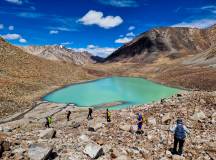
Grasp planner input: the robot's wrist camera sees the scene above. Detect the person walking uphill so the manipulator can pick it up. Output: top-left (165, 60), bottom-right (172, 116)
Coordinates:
top-left (170, 118), bottom-right (190, 156)
top-left (87, 108), bottom-right (93, 120)
top-left (67, 110), bottom-right (71, 121)
top-left (106, 109), bottom-right (111, 122)
top-left (45, 116), bottom-right (52, 128)
top-left (136, 113), bottom-right (144, 134)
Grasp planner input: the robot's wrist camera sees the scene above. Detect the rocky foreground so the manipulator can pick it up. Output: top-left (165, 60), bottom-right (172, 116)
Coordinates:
top-left (0, 91), bottom-right (215, 160)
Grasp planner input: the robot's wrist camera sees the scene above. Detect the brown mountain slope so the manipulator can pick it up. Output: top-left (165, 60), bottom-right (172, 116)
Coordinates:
top-left (183, 45), bottom-right (216, 67)
top-left (106, 26), bottom-right (216, 63)
top-left (0, 37), bottom-right (98, 117)
top-left (21, 45), bottom-right (95, 65)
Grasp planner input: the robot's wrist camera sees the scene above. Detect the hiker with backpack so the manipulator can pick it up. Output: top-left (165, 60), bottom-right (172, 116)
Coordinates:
top-left (136, 113), bottom-right (145, 134)
top-left (45, 116), bottom-right (52, 128)
top-left (87, 108), bottom-right (93, 120)
top-left (106, 109), bottom-right (111, 122)
top-left (66, 110), bottom-right (71, 121)
top-left (170, 118), bottom-right (190, 156)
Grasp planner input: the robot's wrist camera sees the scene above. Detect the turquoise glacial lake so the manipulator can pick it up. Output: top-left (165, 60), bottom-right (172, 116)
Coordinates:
top-left (43, 77), bottom-right (182, 110)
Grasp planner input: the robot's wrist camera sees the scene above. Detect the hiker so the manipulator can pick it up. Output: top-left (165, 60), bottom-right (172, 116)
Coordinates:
top-left (136, 113), bottom-right (144, 134)
top-left (87, 108), bottom-right (93, 120)
top-left (67, 110), bottom-right (71, 121)
top-left (45, 116), bottom-right (52, 128)
top-left (170, 118), bottom-right (190, 156)
top-left (106, 109), bottom-right (111, 122)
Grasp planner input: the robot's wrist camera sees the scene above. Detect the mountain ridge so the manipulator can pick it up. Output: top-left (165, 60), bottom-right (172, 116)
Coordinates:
top-left (20, 45), bottom-right (96, 65)
top-left (106, 25), bottom-right (216, 64)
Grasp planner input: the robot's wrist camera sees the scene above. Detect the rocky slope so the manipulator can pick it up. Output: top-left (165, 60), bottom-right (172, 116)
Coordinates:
top-left (106, 25), bottom-right (216, 64)
top-left (0, 91), bottom-right (215, 159)
top-left (21, 45), bottom-right (95, 65)
top-left (0, 37), bottom-right (101, 118)
top-left (183, 45), bottom-right (216, 67)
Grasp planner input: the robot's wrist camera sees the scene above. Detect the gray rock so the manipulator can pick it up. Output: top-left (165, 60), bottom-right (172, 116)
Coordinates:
top-left (79, 135), bottom-right (90, 142)
top-left (162, 113), bottom-right (172, 124)
top-left (83, 143), bottom-right (104, 159)
top-left (88, 122), bottom-right (103, 132)
top-left (211, 112), bottom-right (216, 124)
top-left (28, 144), bottom-right (53, 160)
top-left (70, 121), bottom-right (81, 128)
top-left (39, 128), bottom-right (56, 139)
top-left (2, 126), bottom-right (13, 133)
top-left (147, 117), bottom-right (157, 126)
top-left (129, 125), bottom-right (137, 134)
top-left (119, 125), bottom-right (131, 132)
top-left (12, 147), bottom-right (25, 156)
top-left (191, 111), bottom-right (206, 121)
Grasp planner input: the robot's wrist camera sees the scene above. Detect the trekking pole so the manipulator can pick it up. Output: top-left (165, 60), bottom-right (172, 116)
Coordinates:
top-left (188, 134), bottom-right (194, 145)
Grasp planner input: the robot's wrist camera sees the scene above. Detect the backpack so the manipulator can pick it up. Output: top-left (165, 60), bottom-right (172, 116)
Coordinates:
top-left (138, 114), bottom-right (143, 124)
top-left (175, 124), bottom-right (186, 140)
top-left (107, 111), bottom-right (111, 118)
top-left (48, 117), bottom-right (52, 124)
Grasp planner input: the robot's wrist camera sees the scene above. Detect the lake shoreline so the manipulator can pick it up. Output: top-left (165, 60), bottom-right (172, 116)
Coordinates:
top-left (42, 76), bottom-right (183, 109)
top-left (41, 76), bottom-right (189, 102)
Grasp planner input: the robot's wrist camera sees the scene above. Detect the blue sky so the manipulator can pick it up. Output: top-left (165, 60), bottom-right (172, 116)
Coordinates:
top-left (0, 0), bottom-right (216, 57)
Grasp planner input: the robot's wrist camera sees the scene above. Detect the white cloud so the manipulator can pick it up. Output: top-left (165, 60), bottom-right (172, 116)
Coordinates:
top-left (8, 25), bottom-right (14, 30)
top-left (17, 12), bottom-right (44, 18)
top-left (128, 26), bottom-right (135, 30)
top-left (98, 0), bottom-right (138, 7)
top-left (0, 24), bottom-right (4, 29)
top-left (126, 32), bottom-right (135, 37)
top-left (78, 10), bottom-right (123, 29)
top-left (115, 37), bottom-right (133, 44)
top-left (2, 33), bottom-right (21, 40)
top-left (201, 5), bottom-right (216, 15)
top-left (48, 26), bottom-right (75, 32)
top-left (19, 38), bottom-right (27, 43)
top-left (172, 19), bottom-right (216, 29)
top-left (1, 33), bottom-right (27, 43)
top-left (61, 41), bottom-right (73, 45)
top-left (74, 44), bottom-right (117, 57)
top-left (49, 30), bottom-right (59, 34)
top-left (5, 0), bottom-right (23, 5)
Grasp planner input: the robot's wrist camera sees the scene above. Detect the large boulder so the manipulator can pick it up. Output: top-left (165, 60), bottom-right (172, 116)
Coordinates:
top-left (79, 135), bottom-right (90, 143)
top-left (119, 125), bottom-right (131, 132)
top-left (147, 117), bottom-right (157, 126)
top-left (70, 121), bottom-right (81, 128)
top-left (0, 126), bottom-right (12, 133)
top-left (83, 143), bottom-right (104, 159)
top-left (191, 111), bottom-right (206, 121)
top-left (162, 113), bottom-right (172, 124)
top-left (12, 147), bottom-right (25, 157)
top-left (39, 128), bottom-right (56, 139)
top-left (129, 125), bottom-right (137, 134)
top-left (211, 112), bottom-right (216, 124)
top-left (88, 122), bottom-right (103, 132)
top-left (28, 144), bottom-right (53, 160)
